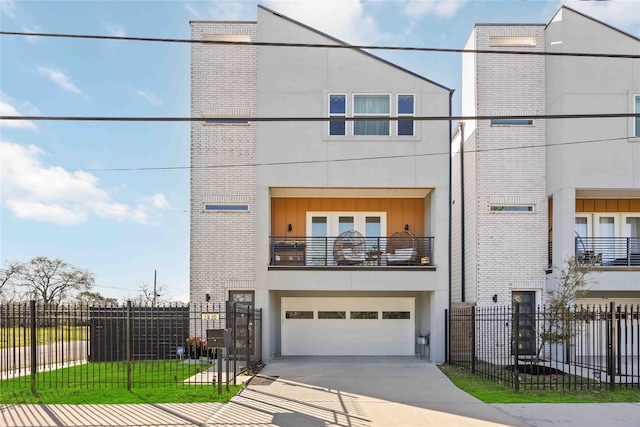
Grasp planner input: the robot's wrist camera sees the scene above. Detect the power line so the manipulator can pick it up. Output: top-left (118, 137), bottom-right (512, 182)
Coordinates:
top-left (2, 30), bottom-right (639, 59)
top-left (3, 113), bottom-right (639, 122)
top-left (78, 136), bottom-right (630, 173)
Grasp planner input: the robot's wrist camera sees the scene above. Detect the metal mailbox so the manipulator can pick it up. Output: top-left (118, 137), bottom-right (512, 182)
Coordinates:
top-left (207, 328), bottom-right (233, 348)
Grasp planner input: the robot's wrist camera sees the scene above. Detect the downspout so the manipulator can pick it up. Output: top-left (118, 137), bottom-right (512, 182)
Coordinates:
top-left (459, 122), bottom-right (466, 302)
top-left (448, 90), bottom-right (454, 314)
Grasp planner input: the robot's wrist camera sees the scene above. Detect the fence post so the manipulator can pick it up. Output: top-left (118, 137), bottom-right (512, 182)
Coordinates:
top-left (514, 302), bottom-right (520, 392)
top-left (126, 300), bottom-right (132, 391)
top-left (444, 309), bottom-right (449, 363)
top-left (30, 300), bottom-right (37, 396)
top-left (471, 306), bottom-right (476, 374)
top-left (232, 303), bottom-right (237, 386)
top-left (607, 301), bottom-right (615, 390)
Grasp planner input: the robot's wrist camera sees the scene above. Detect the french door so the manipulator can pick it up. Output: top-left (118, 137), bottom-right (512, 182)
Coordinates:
top-left (306, 212), bottom-right (386, 265)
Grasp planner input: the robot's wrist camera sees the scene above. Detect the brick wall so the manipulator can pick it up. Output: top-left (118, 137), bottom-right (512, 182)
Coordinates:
top-left (473, 26), bottom-right (548, 307)
top-left (190, 23), bottom-right (258, 310)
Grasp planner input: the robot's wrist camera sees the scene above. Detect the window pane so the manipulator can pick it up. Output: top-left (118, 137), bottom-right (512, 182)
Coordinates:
top-left (354, 95), bottom-right (390, 114)
top-left (330, 119), bottom-right (345, 135)
top-left (490, 119), bottom-right (533, 125)
top-left (490, 205), bottom-right (533, 212)
top-left (286, 311), bottom-right (313, 319)
top-left (382, 311), bottom-right (410, 319)
top-left (398, 119), bottom-right (414, 136)
top-left (330, 95), bottom-right (346, 114)
top-left (354, 120), bottom-right (389, 135)
top-left (338, 216), bottom-right (355, 234)
top-left (398, 95), bottom-right (414, 114)
top-left (318, 311), bottom-right (346, 319)
top-left (635, 96), bottom-right (640, 137)
top-left (350, 311), bottom-right (378, 319)
top-left (575, 217), bottom-right (588, 238)
top-left (599, 217), bottom-right (615, 237)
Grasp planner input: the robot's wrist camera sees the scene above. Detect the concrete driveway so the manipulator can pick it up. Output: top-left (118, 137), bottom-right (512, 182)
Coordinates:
top-left (208, 356), bottom-right (529, 426)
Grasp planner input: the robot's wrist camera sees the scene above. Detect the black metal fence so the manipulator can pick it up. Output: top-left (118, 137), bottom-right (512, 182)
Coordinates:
top-left (446, 303), bottom-right (639, 390)
top-left (576, 237), bottom-right (640, 266)
top-left (0, 301), bottom-right (262, 392)
top-left (269, 235), bottom-right (434, 266)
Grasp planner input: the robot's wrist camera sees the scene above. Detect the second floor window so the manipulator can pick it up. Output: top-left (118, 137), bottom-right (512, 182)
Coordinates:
top-left (329, 94), bottom-right (346, 136)
top-left (397, 94), bottom-right (414, 136)
top-left (354, 94), bottom-right (390, 135)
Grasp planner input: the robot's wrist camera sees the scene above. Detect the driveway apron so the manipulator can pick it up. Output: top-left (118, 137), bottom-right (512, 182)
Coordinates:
top-left (208, 356), bottom-right (529, 426)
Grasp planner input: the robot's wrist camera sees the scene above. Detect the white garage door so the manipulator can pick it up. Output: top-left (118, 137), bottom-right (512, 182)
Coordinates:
top-left (282, 297), bottom-right (415, 356)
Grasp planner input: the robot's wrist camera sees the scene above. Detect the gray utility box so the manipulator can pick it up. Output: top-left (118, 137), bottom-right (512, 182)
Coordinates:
top-left (207, 328), bottom-right (233, 348)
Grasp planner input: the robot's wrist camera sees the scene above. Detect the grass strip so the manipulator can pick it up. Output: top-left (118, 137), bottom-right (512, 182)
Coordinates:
top-left (438, 364), bottom-right (640, 403)
top-left (0, 360), bottom-right (244, 404)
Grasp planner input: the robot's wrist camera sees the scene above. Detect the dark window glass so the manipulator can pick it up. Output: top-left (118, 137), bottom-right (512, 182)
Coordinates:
top-left (398, 119), bottom-right (413, 136)
top-left (490, 119), bottom-right (533, 125)
top-left (330, 95), bottom-right (346, 114)
top-left (382, 311), bottom-right (411, 319)
top-left (350, 311), bottom-right (378, 319)
top-left (397, 95), bottom-right (414, 114)
top-left (285, 311), bottom-right (313, 319)
top-left (330, 120), bottom-right (346, 135)
top-left (318, 311), bottom-right (346, 319)
top-left (490, 206), bottom-right (534, 212)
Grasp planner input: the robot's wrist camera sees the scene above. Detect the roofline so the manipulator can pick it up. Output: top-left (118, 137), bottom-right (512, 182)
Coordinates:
top-left (189, 21), bottom-right (257, 25)
top-left (258, 5), bottom-right (454, 93)
top-left (547, 5), bottom-right (640, 42)
top-left (474, 23), bottom-right (544, 27)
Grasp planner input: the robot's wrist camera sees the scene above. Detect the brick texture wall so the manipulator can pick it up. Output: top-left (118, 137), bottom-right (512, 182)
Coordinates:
top-left (473, 26), bottom-right (548, 308)
top-left (190, 23), bottom-right (258, 310)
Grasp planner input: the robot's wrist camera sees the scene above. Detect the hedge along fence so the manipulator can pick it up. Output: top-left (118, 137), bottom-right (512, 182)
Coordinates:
top-left (0, 301), bottom-right (262, 393)
top-left (446, 302), bottom-right (639, 391)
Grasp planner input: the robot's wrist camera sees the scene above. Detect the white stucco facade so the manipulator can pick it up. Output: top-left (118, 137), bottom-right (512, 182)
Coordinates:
top-left (453, 6), bottom-right (640, 310)
top-left (191, 6), bottom-right (452, 362)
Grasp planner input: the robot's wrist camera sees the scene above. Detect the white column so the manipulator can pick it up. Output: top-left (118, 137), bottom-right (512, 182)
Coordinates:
top-left (551, 187), bottom-right (576, 292)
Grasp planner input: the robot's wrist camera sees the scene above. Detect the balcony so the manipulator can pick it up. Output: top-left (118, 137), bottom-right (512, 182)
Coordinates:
top-left (269, 234), bottom-right (434, 268)
top-left (576, 237), bottom-right (640, 267)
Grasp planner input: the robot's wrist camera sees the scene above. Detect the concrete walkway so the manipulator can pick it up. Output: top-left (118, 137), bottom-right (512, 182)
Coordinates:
top-left (1, 356), bottom-right (639, 426)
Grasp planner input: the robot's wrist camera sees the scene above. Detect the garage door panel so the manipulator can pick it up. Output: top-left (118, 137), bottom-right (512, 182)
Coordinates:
top-left (282, 297), bottom-right (414, 356)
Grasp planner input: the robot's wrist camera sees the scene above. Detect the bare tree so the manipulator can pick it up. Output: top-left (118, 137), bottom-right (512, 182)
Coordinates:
top-left (131, 282), bottom-right (168, 305)
top-left (536, 255), bottom-right (598, 361)
top-left (2, 257), bottom-right (94, 305)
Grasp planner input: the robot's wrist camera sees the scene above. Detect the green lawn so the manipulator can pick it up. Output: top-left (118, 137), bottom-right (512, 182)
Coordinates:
top-left (438, 364), bottom-right (640, 403)
top-left (0, 360), bottom-right (244, 404)
top-left (0, 326), bottom-right (88, 348)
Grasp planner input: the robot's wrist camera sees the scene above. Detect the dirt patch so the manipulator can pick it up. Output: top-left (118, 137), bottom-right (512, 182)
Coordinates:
top-left (247, 375), bottom-right (279, 386)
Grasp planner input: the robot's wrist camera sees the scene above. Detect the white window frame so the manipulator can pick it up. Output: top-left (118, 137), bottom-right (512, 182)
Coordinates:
top-left (352, 93), bottom-right (391, 136)
top-left (328, 93), bottom-right (347, 136)
top-left (634, 94), bottom-right (640, 138)
top-left (397, 93), bottom-right (415, 136)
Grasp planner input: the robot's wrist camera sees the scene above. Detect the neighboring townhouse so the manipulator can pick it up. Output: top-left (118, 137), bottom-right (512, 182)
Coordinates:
top-left (191, 6), bottom-right (452, 362)
top-left (452, 5), bottom-right (640, 347)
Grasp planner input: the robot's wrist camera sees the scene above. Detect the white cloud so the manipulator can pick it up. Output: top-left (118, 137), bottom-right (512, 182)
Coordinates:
top-left (185, 3), bottom-right (202, 19)
top-left (402, 0), bottom-right (467, 19)
top-left (564, 0), bottom-right (640, 33)
top-left (105, 23), bottom-right (126, 38)
top-left (0, 99), bottom-right (37, 129)
top-left (37, 66), bottom-right (82, 95)
top-left (22, 25), bottom-right (41, 43)
top-left (264, 0), bottom-right (390, 45)
top-left (0, 141), bottom-right (170, 226)
top-left (206, 0), bottom-right (253, 21)
top-left (130, 89), bottom-right (164, 106)
top-left (0, 0), bottom-right (16, 17)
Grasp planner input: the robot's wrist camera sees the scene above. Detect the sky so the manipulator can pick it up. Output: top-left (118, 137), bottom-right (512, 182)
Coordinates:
top-left (1, 0), bottom-right (639, 303)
